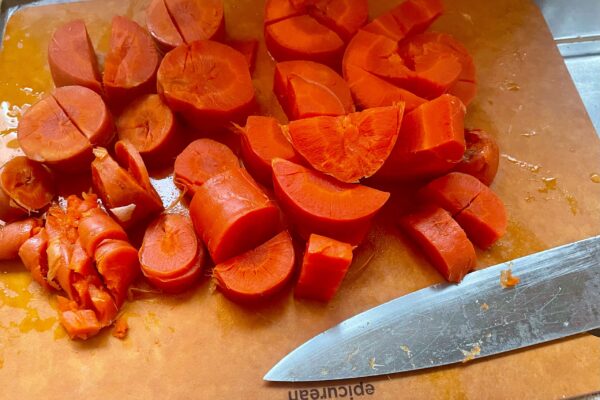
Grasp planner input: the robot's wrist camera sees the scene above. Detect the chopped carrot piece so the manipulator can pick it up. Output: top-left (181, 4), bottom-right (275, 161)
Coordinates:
top-left (213, 231), bottom-right (295, 302)
top-left (94, 239), bottom-right (140, 307)
top-left (112, 315), bottom-right (129, 339)
top-left (228, 39), bottom-right (259, 73)
top-left (18, 228), bottom-right (51, 290)
top-left (500, 269), bottom-right (520, 288)
top-left (400, 206), bottom-right (475, 283)
top-left (0, 218), bottom-right (41, 261)
top-left (454, 129), bottom-right (500, 185)
top-left (295, 234), bottom-right (353, 301)
top-left (78, 207), bottom-right (129, 257)
top-left (0, 156), bottom-right (55, 214)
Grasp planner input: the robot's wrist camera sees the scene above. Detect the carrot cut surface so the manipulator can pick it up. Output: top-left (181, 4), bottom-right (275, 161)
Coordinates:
top-left (0, 218), bottom-right (41, 261)
top-left (238, 116), bottom-right (300, 186)
top-left (78, 207), bottom-right (129, 257)
top-left (454, 129), bottom-right (499, 185)
top-left (228, 39), bottom-right (259, 73)
top-left (146, 0), bottom-right (183, 50)
top-left (94, 239), bottom-right (140, 307)
top-left (48, 20), bottom-right (101, 93)
top-left (295, 234), bottom-right (353, 302)
top-left (190, 167), bottom-right (280, 263)
top-left (400, 206), bottom-right (475, 283)
top-left (157, 40), bottom-right (255, 129)
top-left (57, 296), bottom-right (101, 340)
top-left (272, 159), bottom-right (389, 245)
top-left (140, 214), bottom-right (205, 293)
top-left (213, 231), bottom-right (295, 302)
top-left (376, 94), bottom-right (466, 181)
top-left (0, 156), bottom-right (55, 213)
top-left (174, 139), bottom-right (240, 196)
top-left (18, 228), bottom-right (51, 290)
top-left (103, 16), bottom-right (160, 107)
top-left (117, 94), bottom-right (180, 166)
top-left (288, 105), bottom-right (403, 183)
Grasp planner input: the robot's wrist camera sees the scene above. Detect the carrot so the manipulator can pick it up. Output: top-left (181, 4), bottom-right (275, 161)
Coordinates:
top-left (116, 94), bottom-right (181, 167)
top-left (0, 218), bottom-right (41, 261)
top-left (86, 282), bottom-right (119, 325)
top-left (145, 258), bottom-right (203, 294)
top-left (146, 0), bottom-right (183, 51)
top-left (103, 16), bottom-right (160, 108)
top-left (375, 94), bottom-right (466, 181)
top-left (304, 0), bottom-right (368, 41)
top-left (0, 184), bottom-right (26, 223)
top-left (94, 239), bottom-right (140, 307)
top-left (92, 141), bottom-right (163, 227)
top-left (227, 39), bottom-right (259, 73)
top-left (18, 228), bottom-right (51, 290)
top-left (274, 60), bottom-right (354, 120)
top-left (173, 139), bottom-right (240, 196)
top-left (401, 32), bottom-right (477, 105)
top-left (295, 234), bottom-right (353, 302)
top-left (57, 296), bottom-right (101, 340)
top-left (157, 40), bottom-right (255, 129)
top-left (418, 172), bottom-right (507, 249)
top-left (47, 20), bottom-right (102, 93)
top-left (272, 159), bottom-right (389, 245)
top-left (264, 0), bottom-right (304, 24)
top-left (454, 129), bottom-right (499, 185)
top-left (139, 213), bottom-right (205, 293)
top-left (265, 15), bottom-right (344, 67)
top-left (189, 167), bottom-right (281, 263)
top-left (213, 231), bottom-right (295, 302)
top-left (287, 105), bottom-right (403, 183)
top-left (112, 315), bottom-right (129, 339)
top-left (400, 206), bottom-right (475, 283)
top-left (0, 156), bottom-right (55, 214)
top-left (78, 207), bottom-right (129, 257)
top-left (237, 116), bottom-right (301, 186)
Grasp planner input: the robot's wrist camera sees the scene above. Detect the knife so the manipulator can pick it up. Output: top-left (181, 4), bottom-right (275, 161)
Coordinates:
top-left (264, 235), bottom-right (600, 382)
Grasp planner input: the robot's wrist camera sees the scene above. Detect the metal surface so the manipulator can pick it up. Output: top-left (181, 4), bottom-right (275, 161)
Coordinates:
top-left (264, 235), bottom-right (600, 382)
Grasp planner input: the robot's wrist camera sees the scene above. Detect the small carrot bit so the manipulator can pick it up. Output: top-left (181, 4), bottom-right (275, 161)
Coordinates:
top-left (500, 269), bottom-right (520, 288)
top-left (112, 315), bottom-right (129, 339)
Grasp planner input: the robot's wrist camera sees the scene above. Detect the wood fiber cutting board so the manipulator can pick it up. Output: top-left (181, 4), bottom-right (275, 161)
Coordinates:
top-left (0, 0), bottom-right (599, 399)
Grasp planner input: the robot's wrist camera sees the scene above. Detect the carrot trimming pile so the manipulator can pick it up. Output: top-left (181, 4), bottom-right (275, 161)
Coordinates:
top-left (0, 0), bottom-right (507, 340)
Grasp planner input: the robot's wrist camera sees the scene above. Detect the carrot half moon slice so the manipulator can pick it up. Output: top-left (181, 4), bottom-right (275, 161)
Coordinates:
top-left (287, 105), bottom-right (404, 183)
top-left (272, 159), bottom-right (389, 245)
top-left (0, 156), bottom-right (55, 213)
top-left (213, 230), bottom-right (295, 302)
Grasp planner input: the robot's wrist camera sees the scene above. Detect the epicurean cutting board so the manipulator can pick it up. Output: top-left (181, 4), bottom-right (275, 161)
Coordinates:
top-left (0, 0), bottom-right (599, 399)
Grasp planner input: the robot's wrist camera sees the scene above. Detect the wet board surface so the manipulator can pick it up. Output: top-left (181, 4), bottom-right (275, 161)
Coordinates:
top-left (0, 0), bottom-right (600, 399)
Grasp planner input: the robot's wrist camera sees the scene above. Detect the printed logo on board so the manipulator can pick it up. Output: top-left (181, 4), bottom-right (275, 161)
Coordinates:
top-left (287, 382), bottom-right (376, 400)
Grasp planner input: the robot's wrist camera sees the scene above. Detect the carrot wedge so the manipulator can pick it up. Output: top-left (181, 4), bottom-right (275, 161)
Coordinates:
top-left (237, 116), bottom-right (301, 186)
top-left (190, 168), bottom-right (281, 263)
top-left (272, 159), bottom-right (389, 245)
top-left (288, 105), bottom-right (403, 183)
top-left (454, 129), bottom-right (500, 185)
top-left (295, 234), bottom-right (353, 302)
top-left (400, 206), bottom-right (475, 283)
top-left (213, 231), bottom-right (295, 302)
top-left (0, 218), bottom-right (41, 261)
top-left (57, 296), bottom-right (102, 340)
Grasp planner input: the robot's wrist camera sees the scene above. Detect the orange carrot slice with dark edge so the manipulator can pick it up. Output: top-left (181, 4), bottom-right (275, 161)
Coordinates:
top-left (272, 159), bottom-right (389, 245)
top-left (265, 15), bottom-right (344, 67)
top-left (18, 228), bottom-right (51, 290)
top-left (213, 230), bottom-right (295, 302)
top-left (237, 116), bottom-right (301, 186)
top-left (190, 167), bottom-right (281, 263)
top-left (274, 60), bottom-right (354, 120)
top-left (227, 39), bottom-right (259, 73)
top-left (400, 206), bottom-right (475, 283)
top-left (264, 0), bottom-right (305, 25)
top-left (375, 94), bottom-right (466, 181)
top-left (295, 233), bottom-right (353, 302)
top-left (454, 129), bottom-right (499, 185)
top-left (0, 218), bottom-right (41, 261)
top-left (0, 156), bottom-right (55, 214)
top-left (288, 105), bottom-right (403, 183)
top-left (418, 172), bottom-right (507, 249)
top-left (146, 0), bottom-right (184, 50)
top-left (173, 139), bottom-right (240, 196)
top-left (103, 16), bottom-right (160, 108)
top-left (57, 296), bottom-right (101, 340)
top-left (94, 239), bottom-right (140, 307)
top-left (48, 20), bottom-right (102, 93)
top-left (139, 213), bottom-right (205, 293)
top-left (344, 65), bottom-right (426, 112)
top-left (401, 32), bottom-right (477, 105)
top-left (78, 207), bottom-right (129, 257)
top-left (116, 94), bottom-right (181, 167)
top-left (157, 40), bottom-right (255, 129)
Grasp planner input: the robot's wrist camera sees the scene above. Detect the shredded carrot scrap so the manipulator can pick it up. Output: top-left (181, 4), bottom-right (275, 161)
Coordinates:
top-left (500, 269), bottom-right (520, 288)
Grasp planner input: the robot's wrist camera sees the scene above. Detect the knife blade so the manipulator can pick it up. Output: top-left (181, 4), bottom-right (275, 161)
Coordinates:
top-left (264, 235), bottom-right (600, 382)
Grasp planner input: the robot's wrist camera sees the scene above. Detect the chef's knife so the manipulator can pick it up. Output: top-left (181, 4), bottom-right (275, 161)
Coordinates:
top-left (264, 235), bottom-right (600, 382)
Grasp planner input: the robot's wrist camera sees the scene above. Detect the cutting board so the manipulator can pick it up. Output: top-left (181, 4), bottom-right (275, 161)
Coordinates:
top-left (1, 0), bottom-right (599, 399)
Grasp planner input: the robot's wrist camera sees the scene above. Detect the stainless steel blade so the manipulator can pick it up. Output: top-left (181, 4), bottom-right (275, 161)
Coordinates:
top-left (264, 235), bottom-right (600, 382)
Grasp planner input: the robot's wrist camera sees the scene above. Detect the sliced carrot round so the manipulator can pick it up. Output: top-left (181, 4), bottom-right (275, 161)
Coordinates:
top-left (213, 231), bottom-right (295, 302)
top-left (47, 20), bottom-right (102, 93)
top-left (157, 40), bottom-right (255, 129)
top-left (145, 258), bottom-right (204, 293)
top-left (94, 239), bottom-right (140, 307)
top-left (238, 116), bottom-right (301, 186)
top-left (18, 228), bottom-right (51, 290)
top-left (272, 159), bottom-right (389, 245)
top-left (0, 184), bottom-right (27, 223)
top-left (146, 0), bottom-right (183, 50)
top-left (0, 218), bottom-right (41, 261)
top-left (103, 16), bottom-right (160, 108)
top-left (116, 94), bottom-right (181, 166)
top-left (288, 105), bottom-right (403, 183)
top-left (306, 0), bottom-right (368, 41)
top-left (264, 0), bottom-right (304, 24)
top-left (78, 207), bottom-right (129, 257)
top-left (454, 129), bottom-right (499, 185)
top-left (189, 167), bottom-right (280, 263)
top-left (173, 138), bottom-right (240, 196)
top-left (0, 156), bottom-right (55, 213)
top-left (227, 39), bottom-right (259, 74)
